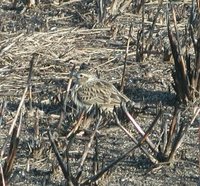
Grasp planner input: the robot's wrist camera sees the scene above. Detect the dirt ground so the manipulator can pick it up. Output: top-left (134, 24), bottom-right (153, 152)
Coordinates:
top-left (0, 0), bottom-right (199, 185)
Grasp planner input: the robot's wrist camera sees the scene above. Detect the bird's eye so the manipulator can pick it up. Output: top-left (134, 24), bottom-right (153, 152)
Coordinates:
top-left (79, 74), bottom-right (83, 78)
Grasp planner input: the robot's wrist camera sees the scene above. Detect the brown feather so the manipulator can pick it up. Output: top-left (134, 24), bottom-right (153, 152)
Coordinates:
top-left (71, 71), bottom-right (133, 112)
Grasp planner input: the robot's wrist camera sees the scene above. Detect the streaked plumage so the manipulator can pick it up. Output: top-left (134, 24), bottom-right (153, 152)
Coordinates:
top-left (71, 71), bottom-right (134, 112)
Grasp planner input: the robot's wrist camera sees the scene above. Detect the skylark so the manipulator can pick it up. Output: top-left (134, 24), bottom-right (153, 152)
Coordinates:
top-left (71, 70), bottom-right (135, 112)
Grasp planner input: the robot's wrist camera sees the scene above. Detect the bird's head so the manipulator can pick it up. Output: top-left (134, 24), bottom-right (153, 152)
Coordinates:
top-left (73, 70), bottom-right (98, 85)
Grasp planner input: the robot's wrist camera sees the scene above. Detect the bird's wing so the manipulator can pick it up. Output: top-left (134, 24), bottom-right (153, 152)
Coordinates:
top-left (106, 82), bottom-right (130, 103)
top-left (77, 80), bottom-right (130, 107)
top-left (76, 80), bottom-right (110, 106)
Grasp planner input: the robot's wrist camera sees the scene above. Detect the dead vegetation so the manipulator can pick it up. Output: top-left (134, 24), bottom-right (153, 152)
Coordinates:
top-left (0, 0), bottom-right (199, 185)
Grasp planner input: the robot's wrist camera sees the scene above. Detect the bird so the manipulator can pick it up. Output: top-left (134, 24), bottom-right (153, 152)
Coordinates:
top-left (71, 70), bottom-right (136, 112)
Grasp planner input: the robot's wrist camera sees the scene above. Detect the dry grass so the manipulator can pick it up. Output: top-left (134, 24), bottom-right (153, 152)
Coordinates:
top-left (0, 0), bottom-right (199, 185)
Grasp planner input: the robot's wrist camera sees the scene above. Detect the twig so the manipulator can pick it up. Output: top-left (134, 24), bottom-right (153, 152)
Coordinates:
top-left (57, 65), bottom-right (75, 128)
top-left (191, 107), bottom-right (200, 124)
top-left (0, 53), bottom-right (36, 157)
top-left (167, 109), bottom-right (192, 162)
top-left (164, 107), bottom-right (179, 155)
top-left (82, 112), bottom-right (160, 185)
top-left (0, 164), bottom-right (5, 186)
top-left (48, 130), bottom-right (77, 185)
top-left (76, 115), bottom-right (102, 183)
top-left (93, 137), bottom-right (99, 176)
top-left (122, 103), bottom-right (157, 153)
top-left (81, 144), bottom-right (138, 185)
top-left (120, 25), bottom-right (131, 92)
top-left (28, 53), bottom-right (39, 110)
top-left (65, 65), bottom-right (76, 110)
top-left (146, 0), bottom-right (163, 57)
top-left (66, 111), bottom-right (85, 139)
top-left (114, 112), bottom-right (158, 164)
top-left (1, 126), bottom-right (20, 185)
top-left (0, 101), bottom-right (7, 126)
top-left (34, 109), bottom-right (40, 139)
top-left (64, 132), bottom-right (76, 186)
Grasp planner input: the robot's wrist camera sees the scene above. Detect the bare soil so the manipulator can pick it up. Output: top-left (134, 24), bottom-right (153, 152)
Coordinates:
top-left (0, 0), bottom-right (199, 185)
